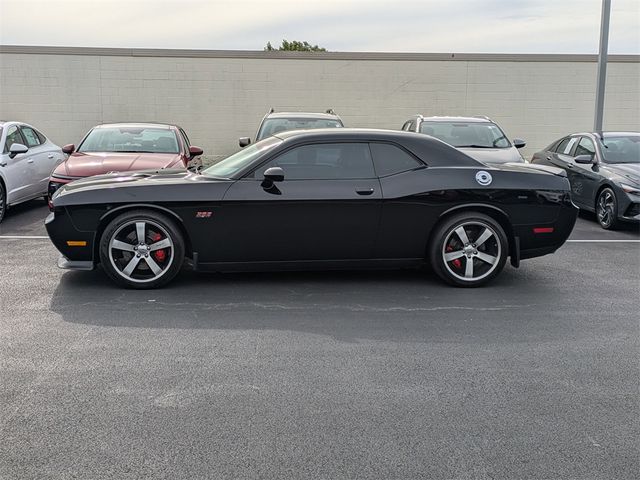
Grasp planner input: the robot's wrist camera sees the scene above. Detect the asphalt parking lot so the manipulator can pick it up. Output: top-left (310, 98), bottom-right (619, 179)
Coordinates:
top-left (1, 200), bottom-right (638, 479)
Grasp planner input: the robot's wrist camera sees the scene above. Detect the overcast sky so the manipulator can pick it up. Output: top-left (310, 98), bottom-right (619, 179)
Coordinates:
top-left (0, 0), bottom-right (638, 53)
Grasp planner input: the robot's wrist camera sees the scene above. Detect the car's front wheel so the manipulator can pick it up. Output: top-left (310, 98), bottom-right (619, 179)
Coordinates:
top-left (429, 212), bottom-right (508, 287)
top-left (596, 187), bottom-right (620, 230)
top-left (99, 210), bottom-right (185, 289)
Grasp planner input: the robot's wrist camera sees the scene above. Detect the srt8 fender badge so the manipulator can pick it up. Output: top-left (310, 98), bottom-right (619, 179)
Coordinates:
top-left (475, 171), bottom-right (493, 186)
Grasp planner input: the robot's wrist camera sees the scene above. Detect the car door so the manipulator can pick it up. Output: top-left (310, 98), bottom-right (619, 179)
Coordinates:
top-left (1, 125), bottom-right (33, 204)
top-left (19, 125), bottom-right (61, 196)
top-left (214, 142), bottom-right (382, 263)
top-left (570, 136), bottom-right (602, 208)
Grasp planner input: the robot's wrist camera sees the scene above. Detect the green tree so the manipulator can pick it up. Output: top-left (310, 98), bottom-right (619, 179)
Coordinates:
top-left (264, 40), bottom-right (327, 52)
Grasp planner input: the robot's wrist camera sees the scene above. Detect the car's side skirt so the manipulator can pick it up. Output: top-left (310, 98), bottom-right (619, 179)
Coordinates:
top-left (195, 257), bottom-right (425, 273)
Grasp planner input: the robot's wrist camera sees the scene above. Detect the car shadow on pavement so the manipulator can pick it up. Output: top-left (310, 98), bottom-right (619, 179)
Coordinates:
top-left (48, 263), bottom-right (568, 343)
top-left (0, 199), bottom-right (50, 236)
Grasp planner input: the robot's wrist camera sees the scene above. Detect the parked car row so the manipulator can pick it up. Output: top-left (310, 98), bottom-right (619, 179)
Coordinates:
top-left (1, 112), bottom-right (638, 232)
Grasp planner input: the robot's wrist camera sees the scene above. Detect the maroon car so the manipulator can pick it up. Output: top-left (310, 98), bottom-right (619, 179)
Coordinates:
top-left (48, 123), bottom-right (203, 205)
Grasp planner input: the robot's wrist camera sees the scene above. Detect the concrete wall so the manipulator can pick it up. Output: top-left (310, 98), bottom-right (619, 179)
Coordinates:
top-left (1, 46), bottom-right (638, 164)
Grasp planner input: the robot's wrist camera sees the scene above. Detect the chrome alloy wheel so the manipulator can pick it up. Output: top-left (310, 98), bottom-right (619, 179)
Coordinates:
top-left (597, 190), bottom-right (615, 228)
top-left (108, 220), bottom-right (174, 283)
top-left (441, 221), bottom-right (501, 282)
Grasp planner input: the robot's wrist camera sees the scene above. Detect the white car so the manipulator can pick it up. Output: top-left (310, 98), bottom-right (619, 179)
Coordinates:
top-left (0, 121), bottom-right (64, 222)
top-left (401, 115), bottom-right (526, 164)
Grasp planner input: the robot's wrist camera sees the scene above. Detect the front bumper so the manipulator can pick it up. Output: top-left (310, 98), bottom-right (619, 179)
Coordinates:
top-left (58, 256), bottom-right (94, 270)
top-left (45, 211), bottom-right (96, 267)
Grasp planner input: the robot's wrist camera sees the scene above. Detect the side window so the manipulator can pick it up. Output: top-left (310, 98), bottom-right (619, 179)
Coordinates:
top-left (252, 143), bottom-right (375, 180)
top-left (556, 137), bottom-right (578, 155)
top-left (179, 128), bottom-right (190, 152)
top-left (3, 125), bottom-right (26, 153)
top-left (35, 129), bottom-right (47, 144)
top-left (370, 143), bottom-right (423, 177)
top-left (575, 137), bottom-right (596, 158)
top-left (20, 127), bottom-right (42, 148)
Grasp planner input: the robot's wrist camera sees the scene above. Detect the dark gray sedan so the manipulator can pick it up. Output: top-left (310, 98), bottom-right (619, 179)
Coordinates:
top-left (531, 132), bottom-right (640, 229)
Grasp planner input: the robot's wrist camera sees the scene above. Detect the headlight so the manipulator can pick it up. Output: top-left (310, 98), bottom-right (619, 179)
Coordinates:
top-left (621, 183), bottom-right (640, 195)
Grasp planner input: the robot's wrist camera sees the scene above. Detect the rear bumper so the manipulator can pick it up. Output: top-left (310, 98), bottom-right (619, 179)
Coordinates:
top-left (515, 201), bottom-right (579, 261)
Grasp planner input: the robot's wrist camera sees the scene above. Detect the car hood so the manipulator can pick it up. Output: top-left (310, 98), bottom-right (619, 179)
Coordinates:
top-left (602, 162), bottom-right (640, 185)
top-left (54, 152), bottom-right (183, 177)
top-left (457, 147), bottom-right (524, 164)
top-left (53, 169), bottom-right (232, 207)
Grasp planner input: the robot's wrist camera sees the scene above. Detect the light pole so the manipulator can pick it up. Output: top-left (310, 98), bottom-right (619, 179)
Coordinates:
top-left (594, 0), bottom-right (611, 133)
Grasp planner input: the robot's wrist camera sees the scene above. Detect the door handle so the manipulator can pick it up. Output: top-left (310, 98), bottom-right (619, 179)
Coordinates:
top-left (356, 188), bottom-right (375, 196)
top-left (27, 158), bottom-right (34, 164)
top-left (0, 161), bottom-right (6, 167)
top-left (566, 163), bottom-right (574, 169)
top-left (546, 156), bottom-right (552, 161)
top-left (48, 154), bottom-right (54, 159)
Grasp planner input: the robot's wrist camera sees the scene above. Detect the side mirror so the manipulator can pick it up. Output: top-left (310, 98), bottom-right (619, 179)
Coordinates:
top-left (263, 166), bottom-right (284, 182)
top-left (62, 144), bottom-right (75, 154)
top-left (239, 137), bottom-right (251, 148)
top-left (189, 146), bottom-right (203, 158)
top-left (513, 138), bottom-right (526, 149)
top-left (8, 143), bottom-right (28, 158)
top-left (574, 154), bottom-right (594, 164)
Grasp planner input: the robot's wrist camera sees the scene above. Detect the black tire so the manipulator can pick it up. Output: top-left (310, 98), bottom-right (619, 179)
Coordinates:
top-left (596, 187), bottom-right (620, 230)
top-left (429, 212), bottom-right (508, 287)
top-left (0, 182), bottom-right (6, 223)
top-left (98, 209), bottom-right (185, 289)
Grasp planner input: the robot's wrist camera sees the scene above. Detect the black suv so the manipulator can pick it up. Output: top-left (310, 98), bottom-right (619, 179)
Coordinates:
top-left (239, 109), bottom-right (344, 147)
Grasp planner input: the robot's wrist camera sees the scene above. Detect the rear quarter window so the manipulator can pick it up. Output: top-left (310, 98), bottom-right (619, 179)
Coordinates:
top-left (370, 142), bottom-right (424, 177)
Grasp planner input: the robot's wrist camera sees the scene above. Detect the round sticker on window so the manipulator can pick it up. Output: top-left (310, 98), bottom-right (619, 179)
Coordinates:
top-left (475, 171), bottom-right (493, 186)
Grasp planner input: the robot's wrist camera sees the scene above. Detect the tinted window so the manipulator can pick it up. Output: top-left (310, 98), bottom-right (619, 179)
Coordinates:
top-left (370, 143), bottom-right (423, 177)
top-left (3, 125), bottom-right (26, 153)
top-left (78, 126), bottom-right (180, 153)
top-left (256, 118), bottom-right (343, 141)
top-left (20, 127), bottom-right (42, 148)
top-left (254, 143), bottom-right (374, 180)
top-left (419, 122), bottom-right (510, 148)
top-left (556, 137), bottom-right (577, 155)
top-left (575, 137), bottom-right (596, 157)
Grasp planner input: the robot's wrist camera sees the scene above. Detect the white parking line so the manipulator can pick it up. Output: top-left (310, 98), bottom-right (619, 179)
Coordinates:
top-left (566, 239), bottom-right (640, 243)
top-left (0, 235), bottom-right (49, 239)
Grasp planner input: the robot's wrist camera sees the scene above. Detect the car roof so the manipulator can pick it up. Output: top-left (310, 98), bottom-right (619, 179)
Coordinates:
top-left (566, 131), bottom-right (640, 138)
top-left (266, 112), bottom-right (341, 120)
top-left (271, 128), bottom-right (481, 167)
top-left (416, 116), bottom-right (493, 123)
top-left (94, 122), bottom-right (176, 130)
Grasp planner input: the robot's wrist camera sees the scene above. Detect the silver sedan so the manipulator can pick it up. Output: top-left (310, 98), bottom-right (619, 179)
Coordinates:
top-left (0, 121), bottom-right (64, 222)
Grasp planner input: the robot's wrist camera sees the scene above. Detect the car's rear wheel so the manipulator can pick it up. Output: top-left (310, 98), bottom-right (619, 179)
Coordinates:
top-left (99, 210), bottom-right (185, 289)
top-left (596, 187), bottom-right (620, 230)
top-left (429, 212), bottom-right (508, 287)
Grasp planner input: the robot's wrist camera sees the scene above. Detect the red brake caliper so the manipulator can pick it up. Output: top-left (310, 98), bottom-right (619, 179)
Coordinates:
top-left (446, 245), bottom-right (462, 269)
top-left (151, 232), bottom-right (166, 262)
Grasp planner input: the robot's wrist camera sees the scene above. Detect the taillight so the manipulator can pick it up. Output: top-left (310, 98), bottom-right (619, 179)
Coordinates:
top-left (533, 227), bottom-right (554, 234)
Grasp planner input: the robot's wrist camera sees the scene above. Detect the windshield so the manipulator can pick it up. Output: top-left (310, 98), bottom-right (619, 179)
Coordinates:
top-left (78, 126), bottom-right (179, 154)
top-left (599, 135), bottom-right (640, 164)
top-left (256, 118), bottom-right (343, 140)
top-left (202, 137), bottom-right (283, 178)
top-left (420, 122), bottom-right (511, 148)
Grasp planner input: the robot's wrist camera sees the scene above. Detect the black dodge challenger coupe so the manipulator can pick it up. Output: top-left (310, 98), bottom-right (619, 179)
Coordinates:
top-left (46, 129), bottom-right (578, 289)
